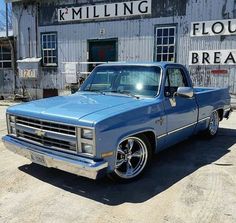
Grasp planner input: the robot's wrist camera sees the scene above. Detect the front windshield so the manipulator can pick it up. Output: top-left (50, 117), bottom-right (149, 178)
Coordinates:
top-left (80, 65), bottom-right (162, 98)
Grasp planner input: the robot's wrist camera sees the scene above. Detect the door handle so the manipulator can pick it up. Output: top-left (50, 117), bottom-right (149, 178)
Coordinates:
top-left (155, 117), bottom-right (164, 125)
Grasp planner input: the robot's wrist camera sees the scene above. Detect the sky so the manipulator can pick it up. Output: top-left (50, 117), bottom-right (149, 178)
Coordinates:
top-left (0, 0), bottom-right (5, 13)
top-left (0, 0), bottom-right (10, 30)
top-left (0, 0), bottom-right (6, 30)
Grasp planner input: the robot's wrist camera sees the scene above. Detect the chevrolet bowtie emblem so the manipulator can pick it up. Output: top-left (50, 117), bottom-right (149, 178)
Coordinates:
top-left (35, 130), bottom-right (46, 137)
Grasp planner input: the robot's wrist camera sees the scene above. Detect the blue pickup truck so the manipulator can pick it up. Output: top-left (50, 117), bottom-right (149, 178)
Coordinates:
top-left (2, 63), bottom-right (232, 182)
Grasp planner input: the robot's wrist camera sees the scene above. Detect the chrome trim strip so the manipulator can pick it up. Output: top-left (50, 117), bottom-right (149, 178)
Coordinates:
top-left (157, 122), bottom-right (197, 139)
top-left (6, 114), bottom-right (10, 134)
top-left (15, 123), bottom-right (76, 139)
top-left (157, 133), bottom-right (167, 139)
top-left (17, 136), bottom-right (77, 154)
top-left (77, 127), bottom-right (96, 157)
top-left (16, 118), bottom-right (76, 134)
top-left (168, 122), bottom-right (197, 135)
top-left (198, 117), bottom-right (210, 122)
top-left (155, 65), bottom-right (163, 97)
top-left (157, 116), bottom-right (213, 139)
top-left (76, 128), bottom-right (82, 153)
top-left (81, 138), bottom-right (94, 145)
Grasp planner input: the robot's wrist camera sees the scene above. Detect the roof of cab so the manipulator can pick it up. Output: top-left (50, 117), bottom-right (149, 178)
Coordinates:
top-left (98, 62), bottom-right (185, 69)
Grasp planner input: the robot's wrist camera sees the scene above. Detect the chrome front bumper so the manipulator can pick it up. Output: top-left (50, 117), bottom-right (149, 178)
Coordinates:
top-left (2, 135), bottom-right (108, 180)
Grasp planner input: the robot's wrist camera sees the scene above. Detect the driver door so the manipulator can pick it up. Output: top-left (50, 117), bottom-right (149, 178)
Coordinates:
top-left (163, 67), bottom-right (198, 148)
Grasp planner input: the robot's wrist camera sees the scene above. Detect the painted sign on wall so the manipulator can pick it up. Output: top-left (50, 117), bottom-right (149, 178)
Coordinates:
top-left (19, 69), bottom-right (37, 78)
top-left (58, 0), bottom-right (152, 22)
top-left (189, 50), bottom-right (236, 66)
top-left (191, 19), bottom-right (236, 37)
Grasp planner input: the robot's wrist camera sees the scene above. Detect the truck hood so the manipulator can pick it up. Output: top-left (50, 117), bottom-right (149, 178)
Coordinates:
top-left (7, 92), bottom-right (143, 126)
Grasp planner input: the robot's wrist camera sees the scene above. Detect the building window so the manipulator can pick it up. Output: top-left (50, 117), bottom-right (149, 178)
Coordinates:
top-left (41, 32), bottom-right (57, 66)
top-left (0, 45), bottom-right (12, 69)
top-left (155, 26), bottom-right (176, 62)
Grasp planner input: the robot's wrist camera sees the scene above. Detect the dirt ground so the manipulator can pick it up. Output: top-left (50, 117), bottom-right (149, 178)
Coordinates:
top-left (0, 105), bottom-right (236, 223)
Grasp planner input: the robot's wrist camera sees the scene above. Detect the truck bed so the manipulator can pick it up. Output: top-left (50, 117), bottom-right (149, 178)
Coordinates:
top-left (194, 87), bottom-right (231, 121)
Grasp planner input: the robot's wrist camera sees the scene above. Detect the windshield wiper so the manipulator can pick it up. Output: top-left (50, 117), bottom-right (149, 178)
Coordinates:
top-left (83, 89), bottom-right (140, 99)
top-left (108, 90), bottom-right (140, 99)
top-left (83, 89), bottom-right (105, 94)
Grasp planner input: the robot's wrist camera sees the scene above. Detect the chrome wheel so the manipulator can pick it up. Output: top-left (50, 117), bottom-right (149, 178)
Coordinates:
top-left (114, 136), bottom-right (148, 179)
top-left (209, 111), bottom-right (219, 136)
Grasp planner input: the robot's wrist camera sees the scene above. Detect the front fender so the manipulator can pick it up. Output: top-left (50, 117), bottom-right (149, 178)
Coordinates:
top-left (94, 105), bottom-right (162, 171)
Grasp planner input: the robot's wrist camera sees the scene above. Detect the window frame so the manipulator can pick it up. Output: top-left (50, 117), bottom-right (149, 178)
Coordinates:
top-left (0, 44), bottom-right (12, 69)
top-left (154, 24), bottom-right (177, 62)
top-left (41, 32), bottom-right (58, 67)
top-left (164, 67), bottom-right (189, 97)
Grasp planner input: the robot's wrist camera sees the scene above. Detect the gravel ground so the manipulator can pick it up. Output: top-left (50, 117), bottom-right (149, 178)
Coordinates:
top-left (0, 104), bottom-right (236, 223)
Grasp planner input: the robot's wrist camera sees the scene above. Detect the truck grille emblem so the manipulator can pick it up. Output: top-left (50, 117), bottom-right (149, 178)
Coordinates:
top-left (35, 130), bottom-right (46, 137)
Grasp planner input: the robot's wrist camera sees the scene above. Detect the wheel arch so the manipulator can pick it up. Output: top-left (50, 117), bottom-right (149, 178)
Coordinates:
top-left (135, 131), bottom-right (156, 153)
top-left (117, 129), bottom-right (157, 152)
top-left (112, 130), bottom-right (156, 181)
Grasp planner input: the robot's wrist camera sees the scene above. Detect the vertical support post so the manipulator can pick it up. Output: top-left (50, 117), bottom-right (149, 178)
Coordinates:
top-left (6, 3), bottom-right (8, 37)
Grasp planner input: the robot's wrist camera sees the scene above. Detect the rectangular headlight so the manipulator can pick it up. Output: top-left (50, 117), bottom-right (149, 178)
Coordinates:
top-left (76, 127), bottom-right (95, 156)
top-left (6, 114), bottom-right (10, 134)
top-left (9, 116), bottom-right (16, 123)
top-left (81, 128), bottom-right (93, 140)
top-left (7, 114), bottom-right (16, 135)
top-left (81, 143), bottom-right (93, 154)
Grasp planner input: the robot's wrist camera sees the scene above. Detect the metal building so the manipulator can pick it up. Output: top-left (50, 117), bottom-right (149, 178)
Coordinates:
top-left (5, 0), bottom-right (236, 98)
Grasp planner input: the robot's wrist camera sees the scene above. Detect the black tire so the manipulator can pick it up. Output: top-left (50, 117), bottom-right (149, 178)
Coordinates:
top-left (109, 134), bottom-right (152, 183)
top-left (204, 111), bottom-right (219, 138)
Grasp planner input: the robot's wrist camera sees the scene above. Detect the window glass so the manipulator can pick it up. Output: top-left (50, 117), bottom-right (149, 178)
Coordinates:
top-left (82, 66), bottom-right (161, 98)
top-left (41, 33), bottom-right (57, 66)
top-left (168, 69), bottom-right (187, 87)
top-left (0, 45), bottom-right (11, 69)
top-left (165, 68), bottom-right (188, 97)
top-left (155, 26), bottom-right (176, 62)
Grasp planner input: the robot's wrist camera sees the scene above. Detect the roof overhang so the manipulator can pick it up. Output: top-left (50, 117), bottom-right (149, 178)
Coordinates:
top-left (5, 0), bottom-right (23, 3)
top-left (0, 30), bottom-right (13, 38)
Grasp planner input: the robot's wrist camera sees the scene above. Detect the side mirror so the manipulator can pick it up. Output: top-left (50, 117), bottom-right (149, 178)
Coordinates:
top-left (176, 87), bottom-right (194, 98)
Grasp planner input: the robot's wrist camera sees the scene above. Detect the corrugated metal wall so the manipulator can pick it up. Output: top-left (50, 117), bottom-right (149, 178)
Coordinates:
top-left (0, 69), bottom-right (14, 96)
top-left (182, 0), bottom-right (236, 94)
top-left (11, 0), bottom-right (236, 96)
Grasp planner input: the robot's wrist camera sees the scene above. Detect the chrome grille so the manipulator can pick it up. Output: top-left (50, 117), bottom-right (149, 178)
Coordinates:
top-left (13, 116), bottom-right (77, 153)
top-left (16, 116), bottom-right (76, 136)
top-left (17, 131), bottom-right (76, 152)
